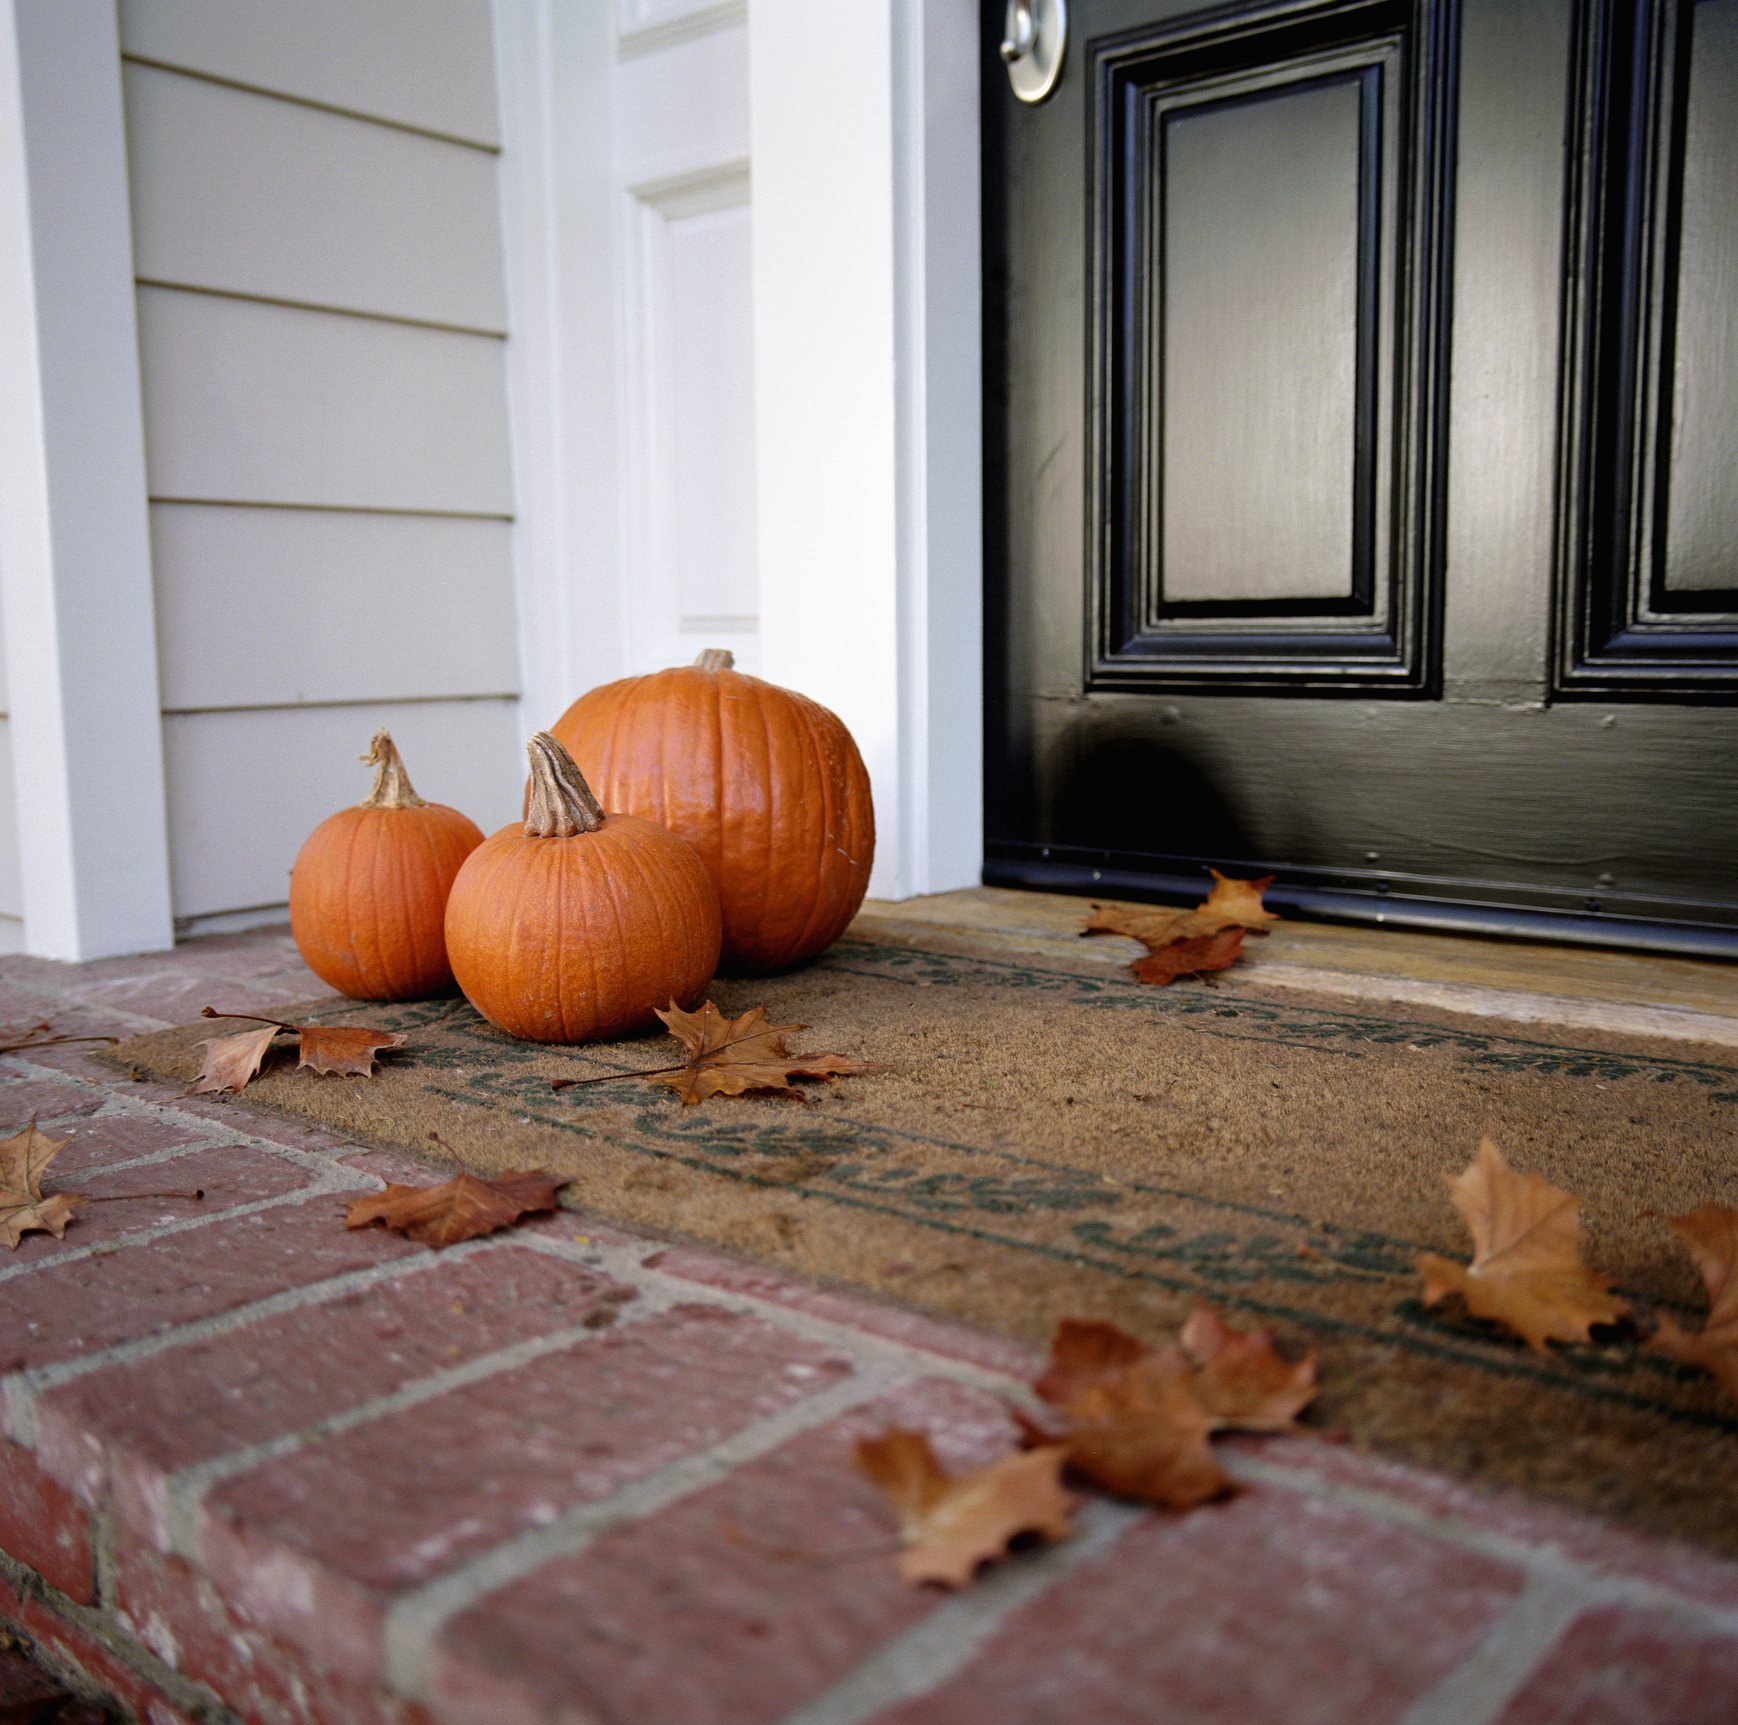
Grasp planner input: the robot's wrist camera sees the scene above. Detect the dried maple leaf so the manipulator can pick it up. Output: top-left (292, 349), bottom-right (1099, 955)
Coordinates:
top-left (1031, 1306), bottom-right (1312, 1508)
top-left (855, 1428), bottom-right (1072, 1587)
top-left (1131, 927), bottom-right (1246, 985)
top-left (1082, 872), bottom-right (1274, 986)
top-left (191, 1023), bottom-right (282, 1095)
top-left (297, 1025), bottom-right (407, 1076)
top-left (1178, 1303), bottom-right (1318, 1430)
top-left (191, 1008), bottom-right (405, 1093)
top-left (648, 1001), bottom-right (883, 1106)
top-left (1647, 1203), bottom-right (1738, 1401)
top-left (0, 1117), bottom-right (80, 1250)
top-left (1059, 1348), bottom-right (1232, 1508)
top-left (1417, 1134), bottom-right (1626, 1351)
top-left (344, 1168), bottom-right (562, 1248)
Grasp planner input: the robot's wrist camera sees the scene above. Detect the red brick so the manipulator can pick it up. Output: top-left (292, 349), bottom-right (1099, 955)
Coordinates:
top-left (111, 1521), bottom-right (433, 1725)
top-left (0, 1194), bottom-right (424, 1375)
top-left (642, 1243), bottom-right (1044, 1379)
top-left (0, 1439), bottom-right (92, 1602)
top-left (872, 1489), bottom-right (1525, 1725)
top-left (429, 1378), bottom-right (1021, 1725)
top-left (1225, 1435), bottom-right (1738, 1611)
top-left (198, 1304), bottom-right (856, 1686)
top-left (50, 1114), bottom-right (206, 1176)
top-left (163, 1101), bottom-right (355, 1154)
top-left (1494, 1604), bottom-right (1738, 1725)
top-left (0, 1080), bottom-right (108, 1125)
top-left (0, 1645), bottom-right (75, 1715)
top-left (0, 1579), bottom-right (198, 1725)
top-left (9, 1144), bottom-right (315, 1269)
top-left (35, 1247), bottom-right (636, 1539)
top-left (55, 969), bottom-right (331, 1027)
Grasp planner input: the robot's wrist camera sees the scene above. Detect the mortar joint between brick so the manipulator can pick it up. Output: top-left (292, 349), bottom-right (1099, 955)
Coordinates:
top-left (0, 1542), bottom-right (249, 1725)
top-left (158, 1277), bottom-right (694, 1561)
top-left (1226, 1452), bottom-right (1738, 1631)
top-left (518, 1233), bottom-right (1040, 1401)
top-left (0, 1166), bottom-right (389, 1291)
top-left (5, 1232), bottom-right (528, 1444)
top-left (381, 1355), bottom-right (920, 1700)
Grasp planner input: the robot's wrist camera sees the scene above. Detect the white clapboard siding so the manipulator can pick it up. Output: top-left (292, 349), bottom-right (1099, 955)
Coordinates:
top-left (162, 701), bottom-right (524, 920)
top-left (136, 286), bottom-right (513, 515)
top-left (118, 0), bottom-right (500, 148)
top-left (152, 505), bottom-right (519, 712)
top-left (123, 63), bottom-right (506, 332)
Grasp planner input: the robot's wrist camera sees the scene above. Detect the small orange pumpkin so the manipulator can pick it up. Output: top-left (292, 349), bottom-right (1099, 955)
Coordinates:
top-left (547, 649), bottom-right (874, 972)
top-left (289, 730), bottom-right (484, 1001)
top-left (445, 732), bottom-right (721, 1043)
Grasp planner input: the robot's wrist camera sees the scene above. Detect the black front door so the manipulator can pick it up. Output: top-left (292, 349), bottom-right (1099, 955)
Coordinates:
top-left (983, 0), bottom-right (1738, 951)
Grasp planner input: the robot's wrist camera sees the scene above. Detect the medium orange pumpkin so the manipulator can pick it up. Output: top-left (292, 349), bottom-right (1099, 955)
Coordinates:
top-left (547, 649), bottom-right (874, 972)
top-left (445, 732), bottom-right (721, 1043)
top-left (289, 730), bottom-right (484, 1001)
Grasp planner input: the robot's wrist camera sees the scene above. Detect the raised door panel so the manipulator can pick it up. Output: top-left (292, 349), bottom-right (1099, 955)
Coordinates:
top-left (1088, 0), bottom-right (1454, 691)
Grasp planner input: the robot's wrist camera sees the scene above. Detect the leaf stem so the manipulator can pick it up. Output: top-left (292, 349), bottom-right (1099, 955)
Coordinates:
top-left (200, 1008), bottom-right (298, 1032)
top-left (75, 1188), bottom-right (205, 1204)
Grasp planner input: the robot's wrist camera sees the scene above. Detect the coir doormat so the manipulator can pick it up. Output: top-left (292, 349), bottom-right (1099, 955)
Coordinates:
top-left (111, 936), bottom-right (1738, 1553)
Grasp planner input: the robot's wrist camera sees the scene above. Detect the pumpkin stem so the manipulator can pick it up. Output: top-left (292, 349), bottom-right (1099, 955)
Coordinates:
top-left (524, 732), bottom-right (606, 837)
top-left (694, 648), bottom-right (735, 672)
top-left (359, 730), bottom-right (426, 809)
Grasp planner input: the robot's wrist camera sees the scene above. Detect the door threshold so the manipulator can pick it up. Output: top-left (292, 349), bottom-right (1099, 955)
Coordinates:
top-left (848, 884), bottom-right (1738, 1050)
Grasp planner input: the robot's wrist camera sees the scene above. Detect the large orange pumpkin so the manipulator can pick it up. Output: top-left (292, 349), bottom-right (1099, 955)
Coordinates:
top-left (547, 649), bottom-right (874, 972)
top-left (445, 732), bottom-right (721, 1043)
top-left (289, 730), bottom-right (483, 1001)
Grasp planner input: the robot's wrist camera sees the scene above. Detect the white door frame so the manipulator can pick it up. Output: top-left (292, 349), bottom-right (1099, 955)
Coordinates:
top-left (493, 0), bottom-right (983, 902)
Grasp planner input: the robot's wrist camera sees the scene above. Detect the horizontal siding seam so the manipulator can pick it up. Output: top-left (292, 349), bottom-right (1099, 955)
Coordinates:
top-left (162, 693), bottom-right (521, 718)
top-left (135, 278), bottom-right (508, 342)
top-left (147, 498), bottom-right (514, 523)
top-left (119, 54), bottom-right (502, 155)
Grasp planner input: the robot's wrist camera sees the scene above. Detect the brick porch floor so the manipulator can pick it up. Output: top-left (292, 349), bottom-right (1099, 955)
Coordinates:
top-left (2, 925), bottom-right (1737, 1724)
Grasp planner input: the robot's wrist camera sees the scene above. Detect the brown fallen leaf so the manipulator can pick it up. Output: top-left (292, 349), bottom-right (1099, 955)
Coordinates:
top-left (645, 1001), bottom-right (883, 1106)
top-left (1082, 871), bottom-right (1274, 986)
top-left (0, 1116), bottom-right (80, 1250)
top-left (855, 1428), bottom-right (1073, 1588)
top-left (191, 1023), bottom-right (283, 1095)
top-left (1178, 1302), bottom-right (1318, 1431)
top-left (1131, 927), bottom-right (1246, 985)
top-left (191, 1008), bottom-right (406, 1093)
top-left (1031, 1306), bottom-right (1312, 1508)
top-left (1417, 1134), bottom-right (1626, 1351)
top-left (344, 1168), bottom-right (563, 1248)
top-left (1647, 1203), bottom-right (1738, 1401)
top-left (297, 1024), bottom-right (408, 1077)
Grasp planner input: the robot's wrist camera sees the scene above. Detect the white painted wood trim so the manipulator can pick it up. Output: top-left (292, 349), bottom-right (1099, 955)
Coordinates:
top-left (0, 0), bottom-right (174, 958)
top-left (491, 0), bottom-right (625, 733)
top-left (748, 0), bottom-right (982, 901)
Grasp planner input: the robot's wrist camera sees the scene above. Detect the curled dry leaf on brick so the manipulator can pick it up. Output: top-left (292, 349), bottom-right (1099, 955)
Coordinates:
top-left (0, 1116), bottom-right (80, 1249)
top-left (0, 1115), bottom-right (202, 1249)
top-left (554, 1000), bottom-right (884, 1107)
top-left (1082, 870), bottom-right (1277, 985)
top-left (855, 1428), bottom-right (1073, 1588)
top-left (1416, 1134), bottom-right (1626, 1352)
top-left (1647, 1203), bottom-right (1738, 1401)
top-left (1028, 1307), bottom-right (1317, 1509)
top-left (345, 1167), bottom-right (563, 1248)
top-left (190, 1007), bottom-right (407, 1094)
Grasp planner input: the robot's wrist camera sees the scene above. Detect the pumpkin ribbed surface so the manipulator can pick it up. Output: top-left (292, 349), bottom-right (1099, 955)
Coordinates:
top-left (289, 732), bottom-right (483, 1002)
top-left (549, 661), bottom-right (874, 972)
top-left (444, 811), bottom-right (721, 1044)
